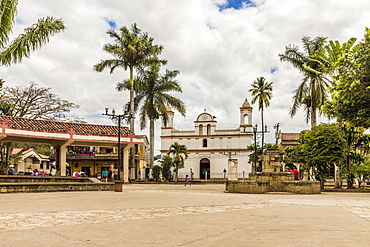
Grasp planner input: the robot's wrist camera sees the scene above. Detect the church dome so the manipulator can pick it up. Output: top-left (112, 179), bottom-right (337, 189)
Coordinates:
top-left (241, 98), bottom-right (251, 108)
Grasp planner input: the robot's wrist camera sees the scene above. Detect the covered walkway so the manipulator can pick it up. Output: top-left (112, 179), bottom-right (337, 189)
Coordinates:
top-left (0, 115), bottom-right (144, 182)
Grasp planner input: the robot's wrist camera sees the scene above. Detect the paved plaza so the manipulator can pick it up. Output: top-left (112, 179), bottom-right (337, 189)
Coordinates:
top-left (1, 184), bottom-right (370, 246)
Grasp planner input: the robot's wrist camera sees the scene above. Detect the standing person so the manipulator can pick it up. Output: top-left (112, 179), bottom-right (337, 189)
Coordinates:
top-left (184, 175), bottom-right (191, 186)
top-left (113, 167), bottom-right (118, 180)
top-left (291, 166), bottom-right (300, 180)
top-left (102, 168), bottom-right (108, 183)
top-left (108, 168), bottom-right (112, 181)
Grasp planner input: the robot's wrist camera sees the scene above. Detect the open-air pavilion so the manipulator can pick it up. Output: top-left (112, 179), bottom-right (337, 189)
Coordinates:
top-left (0, 115), bottom-right (144, 182)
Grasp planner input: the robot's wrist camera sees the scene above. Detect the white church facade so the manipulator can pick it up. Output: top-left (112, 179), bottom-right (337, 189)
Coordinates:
top-left (160, 99), bottom-right (254, 181)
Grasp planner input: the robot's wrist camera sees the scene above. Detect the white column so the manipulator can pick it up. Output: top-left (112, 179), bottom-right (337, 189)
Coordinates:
top-left (122, 146), bottom-right (131, 183)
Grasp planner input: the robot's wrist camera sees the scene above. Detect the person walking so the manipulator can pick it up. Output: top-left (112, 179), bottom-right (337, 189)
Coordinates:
top-left (184, 175), bottom-right (191, 186)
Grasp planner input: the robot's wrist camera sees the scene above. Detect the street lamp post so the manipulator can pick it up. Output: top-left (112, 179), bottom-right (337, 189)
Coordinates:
top-left (103, 108), bottom-right (129, 181)
top-left (273, 123), bottom-right (280, 144)
top-left (242, 124), bottom-right (269, 172)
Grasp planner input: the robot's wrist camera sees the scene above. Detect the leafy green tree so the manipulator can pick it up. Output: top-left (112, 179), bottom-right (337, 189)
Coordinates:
top-left (295, 124), bottom-right (346, 190)
top-left (279, 36), bottom-right (328, 127)
top-left (151, 165), bottom-right (162, 182)
top-left (0, 0), bottom-right (65, 66)
top-left (249, 77), bottom-right (273, 146)
top-left (347, 150), bottom-right (365, 188)
top-left (309, 38), bottom-right (357, 85)
top-left (340, 124), bottom-right (366, 188)
top-left (353, 158), bottom-right (370, 188)
top-left (94, 23), bottom-right (167, 133)
top-left (284, 144), bottom-right (311, 178)
top-left (117, 64), bottom-right (186, 168)
top-left (158, 155), bottom-right (173, 181)
top-left (167, 142), bottom-right (188, 182)
top-left (327, 28), bottom-right (370, 128)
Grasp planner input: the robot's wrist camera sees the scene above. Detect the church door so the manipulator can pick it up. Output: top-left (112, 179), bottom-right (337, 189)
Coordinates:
top-left (200, 158), bottom-right (210, 180)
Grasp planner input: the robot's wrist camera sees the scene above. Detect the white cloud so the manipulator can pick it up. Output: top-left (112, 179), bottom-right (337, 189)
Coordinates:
top-left (3, 0), bottom-right (370, 154)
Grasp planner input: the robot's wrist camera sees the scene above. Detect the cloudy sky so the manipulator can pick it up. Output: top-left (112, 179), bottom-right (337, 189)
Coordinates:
top-left (3, 0), bottom-right (370, 154)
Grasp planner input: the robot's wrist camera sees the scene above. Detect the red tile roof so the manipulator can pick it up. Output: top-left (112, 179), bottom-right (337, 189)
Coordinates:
top-left (0, 115), bottom-right (131, 137)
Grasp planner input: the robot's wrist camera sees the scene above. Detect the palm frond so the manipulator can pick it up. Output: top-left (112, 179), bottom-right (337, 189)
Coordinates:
top-left (0, 0), bottom-right (18, 48)
top-left (0, 16), bottom-right (65, 66)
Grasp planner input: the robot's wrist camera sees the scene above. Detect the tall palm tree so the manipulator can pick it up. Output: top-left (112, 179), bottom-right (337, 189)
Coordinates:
top-left (249, 76), bottom-right (273, 146)
top-left (94, 23), bottom-right (167, 133)
top-left (0, 0), bottom-right (65, 66)
top-left (168, 142), bottom-right (188, 182)
top-left (117, 64), bottom-right (186, 169)
top-left (279, 36), bottom-right (328, 127)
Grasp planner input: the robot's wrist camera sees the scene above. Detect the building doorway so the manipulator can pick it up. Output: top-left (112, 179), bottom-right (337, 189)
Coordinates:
top-left (200, 158), bottom-right (210, 180)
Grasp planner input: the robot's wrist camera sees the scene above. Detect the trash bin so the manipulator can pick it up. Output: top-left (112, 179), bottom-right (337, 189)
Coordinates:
top-left (114, 180), bottom-right (124, 192)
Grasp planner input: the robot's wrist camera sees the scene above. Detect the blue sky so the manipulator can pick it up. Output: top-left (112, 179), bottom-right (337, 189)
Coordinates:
top-left (219, 0), bottom-right (256, 10)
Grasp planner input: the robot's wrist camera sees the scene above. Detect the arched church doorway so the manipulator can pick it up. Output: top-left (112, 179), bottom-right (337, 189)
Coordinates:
top-left (200, 158), bottom-right (210, 180)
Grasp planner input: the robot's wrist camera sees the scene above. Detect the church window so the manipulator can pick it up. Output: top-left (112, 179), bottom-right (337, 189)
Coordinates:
top-left (203, 139), bottom-right (207, 147)
top-left (207, 124), bottom-right (211, 135)
top-left (244, 114), bottom-right (249, 125)
top-left (199, 124), bottom-right (203, 135)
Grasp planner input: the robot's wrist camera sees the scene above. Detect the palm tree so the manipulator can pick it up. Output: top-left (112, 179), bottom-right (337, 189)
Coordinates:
top-left (94, 23), bottom-right (167, 133)
top-left (279, 36), bottom-right (328, 127)
top-left (158, 155), bottom-right (173, 181)
top-left (168, 142), bottom-right (188, 182)
top-left (249, 77), bottom-right (273, 146)
top-left (0, 0), bottom-right (65, 66)
top-left (0, 102), bottom-right (13, 115)
top-left (117, 64), bottom-right (186, 169)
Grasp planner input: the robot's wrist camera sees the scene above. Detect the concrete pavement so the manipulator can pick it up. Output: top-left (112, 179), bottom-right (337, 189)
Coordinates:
top-left (1, 184), bottom-right (370, 246)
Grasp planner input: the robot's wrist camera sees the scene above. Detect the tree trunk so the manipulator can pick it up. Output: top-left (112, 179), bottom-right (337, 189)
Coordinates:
top-left (346, 156), bottom-right (354, 189)
top-left (320, 169), bottom-right (324, 191)
top-left (311, 107), bottom-right (317, 127)
top-left (261, 107), bottom-right (264, 148)
top-left (149, 118), bottom-right (155, 169)
top-left (129, 68), bottom-right (135, 133)
top-left (129, 67), bottom-right (135, 178)
top-left (310, 79), bottom-right (317, 127)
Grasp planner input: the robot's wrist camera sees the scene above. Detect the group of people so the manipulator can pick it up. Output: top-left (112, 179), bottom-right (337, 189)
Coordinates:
top-left (7, 166), bottom-right (57, 176)
top-left (101, 168), bottom-right (119, 182)
top-left (32, 167), bottom-right (57, 176)
top-left (72, 171), bottom-right (87, 178)
top-left (284, 165), bottom-right (300, 180)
